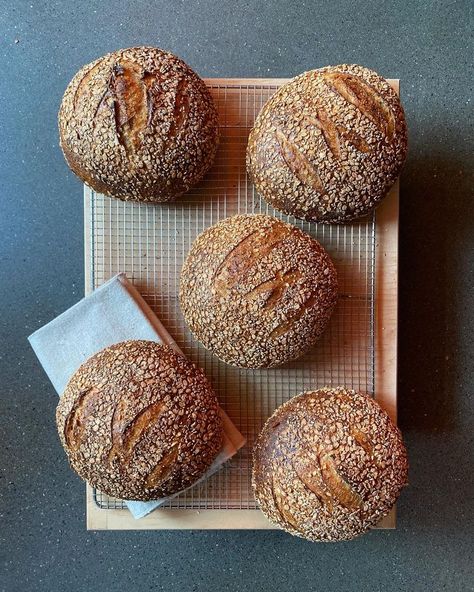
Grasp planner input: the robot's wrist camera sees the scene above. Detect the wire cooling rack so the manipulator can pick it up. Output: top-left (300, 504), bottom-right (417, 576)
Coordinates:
top-left (86, 80), bottom-right (377, 512)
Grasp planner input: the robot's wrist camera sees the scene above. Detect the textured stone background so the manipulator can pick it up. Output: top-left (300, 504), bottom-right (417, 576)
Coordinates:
top-left (1, 1), bottom-right (473, 590)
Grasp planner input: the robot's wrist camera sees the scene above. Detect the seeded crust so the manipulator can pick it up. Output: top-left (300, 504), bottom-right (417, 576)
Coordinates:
top-left (55, 341), bottom-right (223, 500)
top-left (247, 64), bottom-right (408, 223)
top-left (179, 214), bottom-right (338, 368)
top-left (252, 387), bottom-right (408, 541)
top-left (58, 46), bottom-right (219, 202)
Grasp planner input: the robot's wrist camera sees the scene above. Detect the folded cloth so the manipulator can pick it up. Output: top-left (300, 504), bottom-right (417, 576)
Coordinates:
top-left (29, 273), bottom-right (245, 519)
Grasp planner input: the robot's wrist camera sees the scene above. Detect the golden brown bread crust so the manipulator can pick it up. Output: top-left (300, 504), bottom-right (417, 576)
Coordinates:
top-left (58, 47), bottom-right (219, 202)
top-left (252, 387), bottom-right (408, 541)
top-left (247, 64), bottom-right (408, 223)
top-left (56, 341), bottom-right (223, 500)
top-left (179, 214), bottom-right (338, 368)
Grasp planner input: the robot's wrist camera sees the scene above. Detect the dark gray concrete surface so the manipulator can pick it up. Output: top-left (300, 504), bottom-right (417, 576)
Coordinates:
top-left (1, 1), bottom-right (473, 590)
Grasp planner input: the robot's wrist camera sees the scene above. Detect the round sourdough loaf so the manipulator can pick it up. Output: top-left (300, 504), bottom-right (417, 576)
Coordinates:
top-left (56, 341), bottom-right (223, 500)
top-left (179, 214), bottom-right (338, 368)
top-left (252, 387), bottom-right (408, 541)
top-left (247, 64), bottom-right (407, 223)
top-left (59, 46), bottom-right (219, 202)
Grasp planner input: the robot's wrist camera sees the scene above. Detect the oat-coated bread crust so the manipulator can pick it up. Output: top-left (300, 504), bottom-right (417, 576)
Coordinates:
top-left (59, 46), bottom-right (219, 202)
top-left (252, 387), bottom-right (408, 541)
top-left (247, 64), bottom-right (407, 223)
top-left (179, 214), bottom-right (338, 368)
top-left (56, 341), bottom-right (223, 500)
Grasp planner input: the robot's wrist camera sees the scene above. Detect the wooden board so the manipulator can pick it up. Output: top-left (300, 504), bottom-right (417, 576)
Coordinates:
top-left (84, 78), bottom-right (399, 531)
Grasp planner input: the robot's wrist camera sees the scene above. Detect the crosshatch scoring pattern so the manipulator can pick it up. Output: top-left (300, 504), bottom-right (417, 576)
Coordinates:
top-left (87, 81), bottom-right (376, 511)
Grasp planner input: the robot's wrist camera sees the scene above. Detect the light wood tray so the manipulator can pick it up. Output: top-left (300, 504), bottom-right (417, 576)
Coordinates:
top-left (84, 78), bottom-right (399, 531)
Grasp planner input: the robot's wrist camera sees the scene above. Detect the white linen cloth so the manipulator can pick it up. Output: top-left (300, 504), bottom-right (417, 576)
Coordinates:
top-left (28, 273), bottom-right (245, 519)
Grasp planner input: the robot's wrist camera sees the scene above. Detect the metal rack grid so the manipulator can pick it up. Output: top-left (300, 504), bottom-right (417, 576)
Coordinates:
top-left (87, 80), bottom-right (376, 512)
